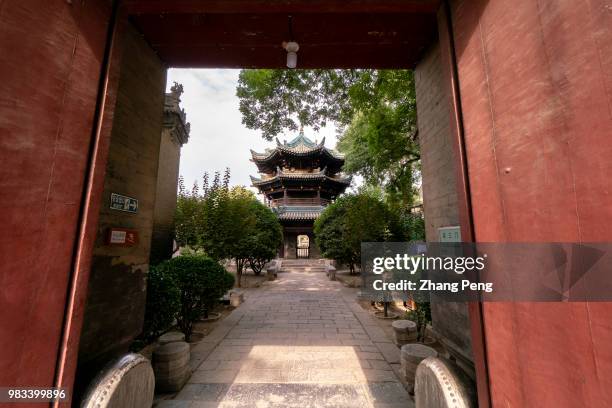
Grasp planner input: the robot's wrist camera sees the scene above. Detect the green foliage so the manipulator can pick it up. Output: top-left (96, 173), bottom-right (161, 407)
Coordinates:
top-left (338, 107), bottom-right (420, 208)
top-left (401, 211), bottom-right (426, 242)
top-left (141, 263), bottom-right (181, 341)
top-left (246, 201), bottom-right (283, 275)
top-left (227, 189), bottom-right (282, 286)
top-left (314, 192), bottom-right (405, 273)
top-left (175, 171), bottom-right (282, 287)
top-left (157, 255), bottom-right (234, 341)
top-left (406, 300), bottom-right (432, 343)
top-left (236, 69), bottom-right (420, 208)
top-left (174, 176), bottom-right (205, 250)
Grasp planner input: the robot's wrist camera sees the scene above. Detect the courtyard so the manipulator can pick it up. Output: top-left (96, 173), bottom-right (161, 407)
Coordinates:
top-left (156, 265), bottom-right (412, 408)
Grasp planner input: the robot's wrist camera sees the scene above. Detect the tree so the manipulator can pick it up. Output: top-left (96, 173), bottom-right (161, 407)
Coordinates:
top-left (314, 191), bottom-right (405, 274)
top-left (236, 69), bottom-right (420, 208)
top-left (247, 201), bottom-right (283, 275)
top-left (175, 175), bottom-right (282, 288)
top-left (175, 169), bottom-right (231, 254)
top-left (225, 188), bottom-right (282, 286)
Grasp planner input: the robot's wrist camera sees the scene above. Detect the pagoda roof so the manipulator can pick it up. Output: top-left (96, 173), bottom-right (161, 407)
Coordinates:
top-left (273, 205), bottom-right (325, 221)
top-left (250, 167), bottom-right (351, 187)
top-left (250, 131), bottom-right (344, 162)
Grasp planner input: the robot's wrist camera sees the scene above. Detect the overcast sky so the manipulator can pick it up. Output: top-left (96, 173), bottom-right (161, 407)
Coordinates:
top-left (166, 68), bottom-right (349, 195)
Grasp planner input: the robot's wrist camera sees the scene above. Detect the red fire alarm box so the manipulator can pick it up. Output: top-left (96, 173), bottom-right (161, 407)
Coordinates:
top-left (106, 228), bottom-right (138, 247)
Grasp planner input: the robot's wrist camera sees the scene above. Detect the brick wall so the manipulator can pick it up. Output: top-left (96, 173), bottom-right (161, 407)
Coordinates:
top-left (77, 23), bottom-right (166, 384)
top-left (150, 128), bottom-right (181, 263)
top-left (415, 43), bottom-right (460, 241)
top-left (415, 41), bottom-right (474, 376)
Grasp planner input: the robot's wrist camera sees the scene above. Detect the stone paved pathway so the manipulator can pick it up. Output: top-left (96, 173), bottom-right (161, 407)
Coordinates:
top-left (156, 264), bottom-right (413, 408)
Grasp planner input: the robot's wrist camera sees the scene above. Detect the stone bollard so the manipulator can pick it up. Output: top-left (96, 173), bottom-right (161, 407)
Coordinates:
top-left (266, 261), bottom-right (278, 281)
top-left (230, 290), bottom-right (244, 307)
top-left (158, 331), bottom-right (185, 346)
top-left (326, 265), bottom-right (336, 281)
top-left (414, 357), bottom-right (476, 408)
top-left (400, 343), bottom-right (438, 394)
top-left (153, 341), bottom-right (191, 393)
top-left (392, 320), bottom-right (418, 346)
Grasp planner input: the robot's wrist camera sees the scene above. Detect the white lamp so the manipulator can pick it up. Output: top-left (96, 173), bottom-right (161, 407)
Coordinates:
top-left (284, 41), bottom-right (299, 69)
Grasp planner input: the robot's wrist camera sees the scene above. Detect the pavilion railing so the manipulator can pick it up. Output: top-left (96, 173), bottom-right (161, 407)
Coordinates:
top-left (269, 198), bottom-right (329, 207)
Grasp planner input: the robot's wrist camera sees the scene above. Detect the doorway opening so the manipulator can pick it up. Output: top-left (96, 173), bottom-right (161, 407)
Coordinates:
top-left (296, 234), bottom-right (310, 258)
top-left (65, 2), bottom-right (483, 407)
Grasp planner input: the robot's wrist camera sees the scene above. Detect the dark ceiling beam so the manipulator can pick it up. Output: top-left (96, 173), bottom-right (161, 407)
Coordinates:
top-left (125, 0), bottom-right (440, 15)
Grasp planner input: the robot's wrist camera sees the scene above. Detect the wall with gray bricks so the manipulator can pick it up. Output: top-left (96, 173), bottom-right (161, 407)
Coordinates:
top-left (77, 23), bottom-right (166, 387)
top-left (415, 41), bottom-right (474, 377)
top-left (150, 128), bottom-right (181, 263)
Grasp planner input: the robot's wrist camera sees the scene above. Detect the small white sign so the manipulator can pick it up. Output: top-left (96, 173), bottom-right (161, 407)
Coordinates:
top-left (438, 226), bottom-right (461, 242)
top-left (109, 230), bottom-right (127, 244)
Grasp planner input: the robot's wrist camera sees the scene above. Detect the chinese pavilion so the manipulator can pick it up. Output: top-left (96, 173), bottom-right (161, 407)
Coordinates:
top-left (250, 131), bottom-right (351, 258)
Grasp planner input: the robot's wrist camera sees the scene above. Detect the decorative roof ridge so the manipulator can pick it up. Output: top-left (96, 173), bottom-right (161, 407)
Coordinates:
top-left (251, 172), bottom-right (352, 186)
top-left (163, 82), bottom-right (190, 146)
top-left (250, 148), bottom-right (279, 161)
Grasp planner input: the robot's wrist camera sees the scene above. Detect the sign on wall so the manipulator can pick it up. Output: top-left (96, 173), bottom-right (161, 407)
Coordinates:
top-left (110, 193), bottom-right (138, 213)
top-left (107, 228), bottom-right (138, 247)
top-left (438, 226), bottom-right (461, 242)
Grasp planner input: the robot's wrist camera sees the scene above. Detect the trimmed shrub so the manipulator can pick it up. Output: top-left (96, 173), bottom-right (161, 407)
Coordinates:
top-left (141, 263), bottom-right (181, 341)
top-left (160, 255), bottom-right (234, 341)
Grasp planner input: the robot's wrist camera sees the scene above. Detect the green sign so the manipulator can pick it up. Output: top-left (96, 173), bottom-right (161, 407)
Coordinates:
top-left (110, 193), bottom-right (138, 213)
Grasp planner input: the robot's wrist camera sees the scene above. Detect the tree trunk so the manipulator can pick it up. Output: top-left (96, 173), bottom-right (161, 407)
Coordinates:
top-left (236, 260), bottom-right (242, 288)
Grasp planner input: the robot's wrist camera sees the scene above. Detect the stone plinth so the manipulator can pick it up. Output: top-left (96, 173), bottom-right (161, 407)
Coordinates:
top-left (230, 291), bottom-right (244, 307)
top-left (159, 331), bottom-right (185, 345)
top-left (153, 341), bottom-right (191, 392)
top-left (326, 265), bottom-right (336, 280)
top-left (266, 260), bottom-right (279, 281)
top-left (400, 343), bottom-right (438, 393)
top-left (392, 319), bottom-right (418, 345)
top-left (414, 356), bottom-right (475, 408)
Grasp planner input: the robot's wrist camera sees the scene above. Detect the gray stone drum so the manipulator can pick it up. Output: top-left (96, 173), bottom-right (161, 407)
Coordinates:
top-left (414, 356), bottom-right (476, 408)
top-left (153, 341), bottom-right (191, 392)
top-left (80, 353), bottom-right (155, 408)
top-left (400, 343), bottom-right (438, 393)
top-left (392, 319), bottom-right (418, 345)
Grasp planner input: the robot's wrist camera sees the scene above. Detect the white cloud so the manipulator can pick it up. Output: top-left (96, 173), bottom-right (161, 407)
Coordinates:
top-left (167, 68), bottom-right (360, 196)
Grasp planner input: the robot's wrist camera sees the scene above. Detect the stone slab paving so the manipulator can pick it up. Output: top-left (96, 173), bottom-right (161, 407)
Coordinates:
top-left (156, 267), bottom-right (413, 408)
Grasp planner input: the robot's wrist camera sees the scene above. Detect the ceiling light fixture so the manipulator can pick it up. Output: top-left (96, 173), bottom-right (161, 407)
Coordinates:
top-left (283, 15), bottom-right (299, 69)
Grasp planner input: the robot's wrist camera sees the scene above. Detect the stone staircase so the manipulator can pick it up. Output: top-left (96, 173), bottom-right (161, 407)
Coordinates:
top-left (279, 258), bottom-right (327, 273)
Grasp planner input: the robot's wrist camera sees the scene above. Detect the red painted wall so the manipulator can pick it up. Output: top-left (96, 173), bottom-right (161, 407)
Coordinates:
top-left (451, 0), bottom-right (612, 406)
top-left (0, 0), bottom-right (113, 391)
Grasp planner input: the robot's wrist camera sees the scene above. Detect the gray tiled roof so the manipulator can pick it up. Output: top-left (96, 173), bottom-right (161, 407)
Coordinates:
top-left (274, 205), bottom-right (324, 221)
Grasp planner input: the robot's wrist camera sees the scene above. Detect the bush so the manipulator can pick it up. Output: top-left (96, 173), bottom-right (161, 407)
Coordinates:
top-left (405, 299), bottom-right (431, 343)
top-left (158, 255), bottom-right (234, 341)
top-left (141, 264), bottom-right (181, 342)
